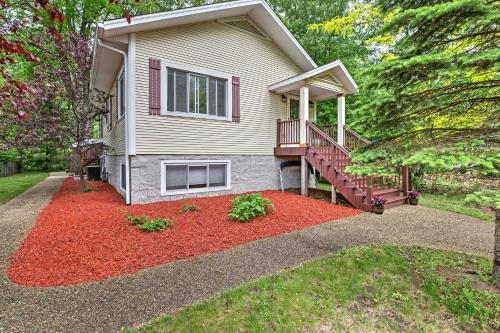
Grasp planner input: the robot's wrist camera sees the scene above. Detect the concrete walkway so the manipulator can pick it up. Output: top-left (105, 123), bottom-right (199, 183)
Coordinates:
top-left (0, 177), bottom-right (494, 333)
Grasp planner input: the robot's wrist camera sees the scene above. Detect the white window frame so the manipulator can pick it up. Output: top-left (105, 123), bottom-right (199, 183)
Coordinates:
top-left (117, 67), bottom-right (125, 121)
top-left (160, 160), bottom-right (231, 196)
top-left (119, 161), bottom-right (126, 193)
top-left (160, 60), bottom-right (232, 121)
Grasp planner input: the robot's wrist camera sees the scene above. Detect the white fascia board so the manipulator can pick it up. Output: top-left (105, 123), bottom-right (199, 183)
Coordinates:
top-left (269, 60), bottom-right (358, 95)
top-left (97, 0), bottom-right (316, 72)
top-left (101, 0), bottom-right (261, 32)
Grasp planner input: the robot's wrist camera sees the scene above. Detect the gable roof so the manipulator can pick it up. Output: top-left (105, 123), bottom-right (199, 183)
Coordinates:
top-left (97, 0), bottom-right (316, 71)
top-left (269, 60), bottom-right (358, 98)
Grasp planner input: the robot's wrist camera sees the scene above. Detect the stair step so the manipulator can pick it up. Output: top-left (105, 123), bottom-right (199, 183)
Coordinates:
top-left (384, 196), bottom-right (408, 209)
top-left (373, 188), bottom-right (401, 199)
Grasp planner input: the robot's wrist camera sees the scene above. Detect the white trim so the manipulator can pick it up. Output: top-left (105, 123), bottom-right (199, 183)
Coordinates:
top-left (269, 60), bottom-right (358, 95)
top-left (97, 39), bottom-right (131, 205)
top-left (127, 33), bottom-right (136, 156)
top-left (219, 16), bottom-right (271, 41)
top-left (95, 0), bottom-right (316, 72)
top-left (160, 160), bottom-right (231, 196)
top-left (160, 60), bottom-right (232, 121)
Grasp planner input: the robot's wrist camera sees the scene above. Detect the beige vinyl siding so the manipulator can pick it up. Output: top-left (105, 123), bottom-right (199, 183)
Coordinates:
top-left (305, 77), bottom-right (346, 94)
top-left (102, 80), bottom-right (126, 155)
top-left (135, 20), bottom-right (303, 155)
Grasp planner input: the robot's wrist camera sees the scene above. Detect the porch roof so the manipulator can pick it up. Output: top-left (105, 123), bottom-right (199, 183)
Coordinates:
top-left (268, 60), bottom-right (358, 101)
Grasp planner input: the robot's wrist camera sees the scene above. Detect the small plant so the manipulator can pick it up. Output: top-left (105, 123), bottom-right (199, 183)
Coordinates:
top-left (408, 191), bottom-right (421, 199)
top-left (181, 204), bottom-right (201, 213)
top-left (127, 214), bottom-right (149, 226)
top-left (142, 218), bottom-right (173, 232)
top-left (126, 214), bottom-right (173, 232)
top-left (82, 187), bottom-right (99, 193)
top-left (371, 196), bottom-right (386, 207)
top-left (229, 193), bottom-right (275, 222)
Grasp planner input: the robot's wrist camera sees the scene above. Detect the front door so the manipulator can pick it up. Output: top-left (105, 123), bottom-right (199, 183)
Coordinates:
top-left (288, 96), bottom-right (300, 120)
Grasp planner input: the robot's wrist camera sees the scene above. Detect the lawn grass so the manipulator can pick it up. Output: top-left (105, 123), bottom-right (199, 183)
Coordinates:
top-left (0, 172), bottom-right (48, 205)
top-left (318, 183), bottom-right (494, 222)
top-left (122, 246), bottom-right (499, 333)
top-left (420, 193), bottom-right (494, 222)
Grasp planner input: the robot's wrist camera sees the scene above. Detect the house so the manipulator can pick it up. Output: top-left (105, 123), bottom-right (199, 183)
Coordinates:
top-left (91, 0), bottom-right (409, 211)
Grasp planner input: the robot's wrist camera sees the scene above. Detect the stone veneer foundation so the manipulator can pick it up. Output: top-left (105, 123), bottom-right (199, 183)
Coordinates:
top-left (124, 155), bottom-right (302, 204)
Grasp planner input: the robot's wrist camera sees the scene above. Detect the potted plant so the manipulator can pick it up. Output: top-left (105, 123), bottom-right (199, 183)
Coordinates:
top-left (371, 196), bottom-right (386, 214)
top-left (408, 191), bottom-right (421, 205)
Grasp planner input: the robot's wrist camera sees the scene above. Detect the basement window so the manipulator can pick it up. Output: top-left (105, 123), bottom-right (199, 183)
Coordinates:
top-left (120, 162), bottom-right (126, 192)
top-left (161, 160), bottom-right (230, 195)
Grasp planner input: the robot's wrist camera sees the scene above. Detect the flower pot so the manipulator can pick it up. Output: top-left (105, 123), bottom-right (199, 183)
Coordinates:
top-left (372, 205), bottom-right (384, 214)
top-left (409, 198), bottom-right (419, 205)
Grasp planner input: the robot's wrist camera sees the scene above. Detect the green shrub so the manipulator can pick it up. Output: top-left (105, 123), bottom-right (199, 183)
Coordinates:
top-left (229, 193), bottom-right (275, 222)
top-left (126, 214), bottom-right (173, 232)
top-left (142, 218), bottom-right (173, 232)
top-left (127, 214), bottom-right (149, 226)
top-left (181, 204), bottom-right (201, 213)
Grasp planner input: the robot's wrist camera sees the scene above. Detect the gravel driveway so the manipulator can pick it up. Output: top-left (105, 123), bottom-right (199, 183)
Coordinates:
top-left (0, 176), bottom-right (494, 333)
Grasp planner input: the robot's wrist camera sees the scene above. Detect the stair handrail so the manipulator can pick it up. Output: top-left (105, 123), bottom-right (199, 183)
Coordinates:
top-left (306, 121), bottom-right (350, 155)
top-left (344, 126), bottom-right (371, 145)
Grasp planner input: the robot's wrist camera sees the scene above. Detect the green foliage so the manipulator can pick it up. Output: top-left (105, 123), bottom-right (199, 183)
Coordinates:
top-left (330, 0), bottom-right (500, 179)
top-left (142, 218), bottom-right (173, 233)
top-left (180, 204), bottom-right (201, 213)
top-left (228, 193), bottom-right (275, 222)
top-left (127, 214), bottom-right (149, 226)
top-left (420, 193), bottom-right (494, 222)
top-left (126, 214), bottom-right (173, 232)
top-left (465, 190), bottom-right (500, 210)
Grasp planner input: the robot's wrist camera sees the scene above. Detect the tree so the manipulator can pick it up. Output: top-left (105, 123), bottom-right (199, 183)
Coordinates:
top-left (465, 190), bottom-right (500, 285)
top-left (317, 0), bottom-right (499, 280)
top-left (0, 0), bottom-right (65, 119)
top-left (1, 0), bottom-right (128, 188)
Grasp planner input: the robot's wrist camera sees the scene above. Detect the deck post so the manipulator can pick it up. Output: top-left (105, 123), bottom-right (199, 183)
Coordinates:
top-left (337, 94), bottom-right (345, 146)
top-left (299, 86), bottom-right (309, 145)
top-left (301, 156), bottom-right (308, 196)
top-left (402, 166), bottom-right (410, 194)
top-left (331, 184), bottom-right (337, 204)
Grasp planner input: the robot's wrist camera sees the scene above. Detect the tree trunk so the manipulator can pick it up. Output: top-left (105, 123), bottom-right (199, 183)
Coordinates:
top-left (493, 208), bottom-right (500, 286)
top-left (76, 145), bottom-right (87, 191)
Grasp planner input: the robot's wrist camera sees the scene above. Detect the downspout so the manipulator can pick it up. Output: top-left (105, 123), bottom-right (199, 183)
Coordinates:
top-left (97, 39), bottom-right (131, 205)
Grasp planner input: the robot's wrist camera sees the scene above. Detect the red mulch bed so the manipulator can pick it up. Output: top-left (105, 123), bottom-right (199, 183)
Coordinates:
top-left (8, 178), bottom-right (362, 287)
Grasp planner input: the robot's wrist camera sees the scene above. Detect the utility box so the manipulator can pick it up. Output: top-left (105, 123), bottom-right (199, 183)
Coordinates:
top-left (86, 165), bottom-right (101, 181)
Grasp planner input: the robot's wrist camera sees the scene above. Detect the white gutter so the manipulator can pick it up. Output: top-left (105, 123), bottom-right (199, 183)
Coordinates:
top-left (97, 39), bottom-right (131, 205)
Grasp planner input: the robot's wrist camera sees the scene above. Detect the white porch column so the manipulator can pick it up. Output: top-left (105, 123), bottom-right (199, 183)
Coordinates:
top-left (337, 94), bottom-right (345, 146)
top-left (299, 86), bottom-right (309, 145)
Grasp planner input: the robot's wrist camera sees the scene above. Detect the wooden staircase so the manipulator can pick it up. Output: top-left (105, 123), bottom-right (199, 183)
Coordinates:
top-left (275, 119), bottom-right (409, 212)
top-left (305, 121), bottom-right (409, 212)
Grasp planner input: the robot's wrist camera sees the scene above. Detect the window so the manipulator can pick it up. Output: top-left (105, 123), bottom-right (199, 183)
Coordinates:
top-left (120, 162), bottom-right (126, 192)
top-left (163, 63), bottom-right (230, 120)
top-left (117, 72), bottom-right (125, 119)
top-left (161, 160), bottom-right (230, 195)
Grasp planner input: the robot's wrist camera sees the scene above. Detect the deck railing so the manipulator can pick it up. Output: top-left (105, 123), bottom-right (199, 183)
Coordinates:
top-left (319, 123), bottom-right (371, 151)
top-left (276, 119), bottom-right (300, 146)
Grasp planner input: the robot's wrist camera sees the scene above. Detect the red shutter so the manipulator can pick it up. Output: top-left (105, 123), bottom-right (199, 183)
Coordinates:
top-left (232, 76), bottom-right (240, 123)
top-left (149, 58), bottom-right (161, 115)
